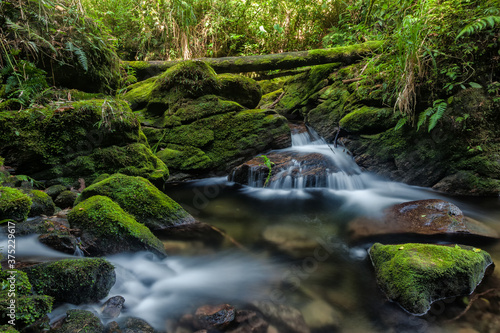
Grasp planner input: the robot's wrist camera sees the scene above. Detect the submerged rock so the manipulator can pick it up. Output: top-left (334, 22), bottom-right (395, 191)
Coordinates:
top-left (250, 301), bottom-right (310, 333)
top-left (74, 173), bottom-right (194, 230)
top-left (0, 187), bottom-right (32, 222)
top-left (369, 242), bottom-right (494, 315)
top-left (68, 195), bottom-right (167, 257)
top-left (23, 258), bottom-right (116, 305)
top-left (347, 199), bottom-right (499, 244)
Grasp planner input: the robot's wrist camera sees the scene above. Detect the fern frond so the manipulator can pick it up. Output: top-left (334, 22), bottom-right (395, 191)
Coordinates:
top-left (428, 102), bottom-right (447, 132)
top-left (417, 109), bottom-right (430, 131)
top-left (457, 16), bottom-right (500, 39)
top-left (65, 41), bottom-right (88, 71)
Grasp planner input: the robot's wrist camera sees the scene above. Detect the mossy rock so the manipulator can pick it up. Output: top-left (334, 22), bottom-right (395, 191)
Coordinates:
top-left (53, 309), bottom-right (104, 333)
top-left (0, 325), bottom-right (20, 333)
top-left (0, 270), bottom-right (53, 329)
top-left (23, 258), bottom-right (116, 305)
top-left (157, 144), bottom-right (213, 171)
top-left (54, 190), bottom-right (79, 209)
top-left (369, 243), bottom-right (493, 315)
top-left (28, 189), bottom-right (56, 217)
top-left (0, 187), bottom-right (32, 222)
top-left (74, 173), bottom-right (195, 230)
top-left (68, 195), bottom-right (166, 257)
top-left (91, 173), bottom-right (110, 185)
top-left (258, 77), bottom-right (289, 95)
top-left (0, 99), bottom-right (142, 177)
top-left (339, 106), bottom-right (397, 134)
top-left (45, 185), bottom-right (68, 200)
top-left (258, 88), bottom-right (283, 109)
top-left (218, 73), bottom-right (262, 109)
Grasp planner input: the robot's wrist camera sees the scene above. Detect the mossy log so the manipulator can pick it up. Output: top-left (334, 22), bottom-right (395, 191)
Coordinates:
top-left (124, 41), bottom-right (383, 80)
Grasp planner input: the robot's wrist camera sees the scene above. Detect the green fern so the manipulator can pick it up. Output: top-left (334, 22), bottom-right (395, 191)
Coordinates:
top-left (417, 99), bottom-right (447, 132)
top-left (457, 15), bottom-right (500, 39)
top-left (65, 41), bottom-right (89, 71)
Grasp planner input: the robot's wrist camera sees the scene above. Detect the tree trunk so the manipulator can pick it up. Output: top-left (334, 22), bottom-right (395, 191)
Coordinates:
top-left (123, 41), bottom-right (383, 80)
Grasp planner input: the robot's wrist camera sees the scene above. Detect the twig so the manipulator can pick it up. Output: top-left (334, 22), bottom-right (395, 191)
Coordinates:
top-left (342, 78), bottom-right (362, 84)
top-left (446, 288), bottom-right (498, 322)
top-left (269, 91), bottom-right (285, 109)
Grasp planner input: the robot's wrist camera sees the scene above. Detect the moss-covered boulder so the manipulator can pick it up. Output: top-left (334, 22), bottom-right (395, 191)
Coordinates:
top-left (28, 189), bottom-right (56, 217)
top-left (23, 258), bottom-right (116, 305)
top-left (0, 187), bottom-right (32, 222)
top-left (369, 243), bottom-right (493, 315)
top-left (45, 185), bottom-right (68, 200)
top-left (54, 190), bottom-right (79, 209)
top-left (0, 99), bottom-right (168, 184)
top-left (339, 106), bottom-right (397, 134)
top-left (74, 173), bottom-right (194, 230)
top-left (123, 62), bottom-right (291, 179)
top-left (218, 73), bottom-right (262, 109)
top-left (0, 270), bottom-right (53, 329)
top-left (0, 325), bottom-right (19, 333)
top-left (68, 196), bottom-right (166, 257)
top-left (53, 309), bottom-right (104, 333)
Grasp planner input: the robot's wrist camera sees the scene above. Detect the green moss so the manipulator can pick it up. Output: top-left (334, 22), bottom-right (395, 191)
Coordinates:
top-left (74, 173), bottom-right (194, 230)
top-left (122, 76), bottom-right (158, 108)
top-left (0, 270), bottom-right (53, 328)
top-left (258, 89), bottom-right (283, 109)
top-left (217, 73), bottom-right (262, 109)
top-left (0, 187), bottom-right (32, 222)
top-left (44, 185), bottom-right (67, 200)
top-left (0, 98), bottom-right (142, 177)
top-left (258, 77), bottom-right (289, 95)
top-left (29, 190), bottom-right (56, 217)
top-left (157, 144), bottom-right (213, 171)
top-left (0, 325), bottom-right (20, 333)
top-left (369, 242), bottom-right (493, 315)
top-left (339, 106), bottom-right (397, 134)
top-left (53, 309), bottom-right (103, 333)
top-left (22, 258), bottom-right (116, 305)
top-left (91, 173), bottom-right (110, 185)
top-left (68, 195), bottom-right (166, 256)
top-left (54, 190), bottom-right (78, 209)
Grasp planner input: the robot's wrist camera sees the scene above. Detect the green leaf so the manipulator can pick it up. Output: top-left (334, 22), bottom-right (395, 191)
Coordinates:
top-left (394, 118), bottom-right (407, 131)
top-left (469, 82), bottom-right (482, 89)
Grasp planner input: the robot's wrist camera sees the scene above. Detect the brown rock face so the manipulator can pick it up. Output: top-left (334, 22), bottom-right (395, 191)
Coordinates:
top-left (347, 199), bottom-right (499, 244)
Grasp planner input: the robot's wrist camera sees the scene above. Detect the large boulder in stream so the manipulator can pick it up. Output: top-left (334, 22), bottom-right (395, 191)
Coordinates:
top-left (369, 243), bottom-right (494, 315)
top-left (74, 173), bottom-right (195, 230)
top-left (123, 60), bottom-right (291, 180)
top-left (22, 258), bottom-right (115, 305)
top-left (347, 199), bottom-right (499, 244)
top-left (68, 195), bottom-right (167, 257)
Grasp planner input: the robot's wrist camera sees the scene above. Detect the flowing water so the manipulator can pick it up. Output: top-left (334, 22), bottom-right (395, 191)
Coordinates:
top-left (4, 127), bottom-right (500, 332)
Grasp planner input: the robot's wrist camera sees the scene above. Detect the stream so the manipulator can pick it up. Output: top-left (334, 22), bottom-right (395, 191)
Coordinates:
top-left (4, 128), bottom-right (500, 332)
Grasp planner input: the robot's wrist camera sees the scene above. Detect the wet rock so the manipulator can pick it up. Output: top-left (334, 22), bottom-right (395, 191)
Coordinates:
top-left (347, 199), bottom-right (499, 244)
top-left (122, 317), bottom-right (156, 333)
top-left (104, 321), bottom-right (122, 333)
top-left (22, 258), bottom-right (116, 305)
top-left (74, 173), bottom-right (195, 230)
top-left (369, 242), bottom-right (494, 315)
top-left (68, 195), bottom-right (167, 257)
top-left (38, 234), bottom-right (78, 254)
top-left (28, 189), bottom-right (56, 217)
top-left (53, 309), bottom-right (103, 333)
top-left (155, 221), bottom-right (224, 248)
top-left (54, 190), bottom-right (79, 208)
top-left (250, 301), bottom-right (310, 333)
top-left (101, 296), bottom-right (125, 319)
top-left (0, 187), bottom-right (32, 222)
top-left (226, 310), bottom-right (268, 333)
top-left (193, 304), bottom-right (236, 331)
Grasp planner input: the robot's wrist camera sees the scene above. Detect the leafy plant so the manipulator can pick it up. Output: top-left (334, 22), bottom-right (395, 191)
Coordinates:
top-left (456, 15), bottom-right (500, 39)
top-left (417, 99), bottom-right (448, 132)
top-left (259, 155), bottom-right (275, 187)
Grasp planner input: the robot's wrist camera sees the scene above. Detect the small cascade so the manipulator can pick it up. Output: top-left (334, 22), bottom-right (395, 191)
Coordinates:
top-left (232, 124), bottom-right (372, 190)
top-left (73, 237), bottom-right (85, 257)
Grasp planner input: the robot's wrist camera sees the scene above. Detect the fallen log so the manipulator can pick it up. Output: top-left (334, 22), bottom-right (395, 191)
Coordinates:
top-left (123, 41), bottom-right (383, 80)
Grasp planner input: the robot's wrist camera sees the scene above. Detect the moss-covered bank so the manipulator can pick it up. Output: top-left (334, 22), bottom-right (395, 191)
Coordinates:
top-left (0, 187), bottom-right (32, 222)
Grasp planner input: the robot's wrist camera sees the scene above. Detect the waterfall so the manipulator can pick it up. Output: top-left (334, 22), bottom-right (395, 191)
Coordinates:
top-left (245, 126), bottom-right (371, 190)
top-left (74, 237), bottom-right (85, 257)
